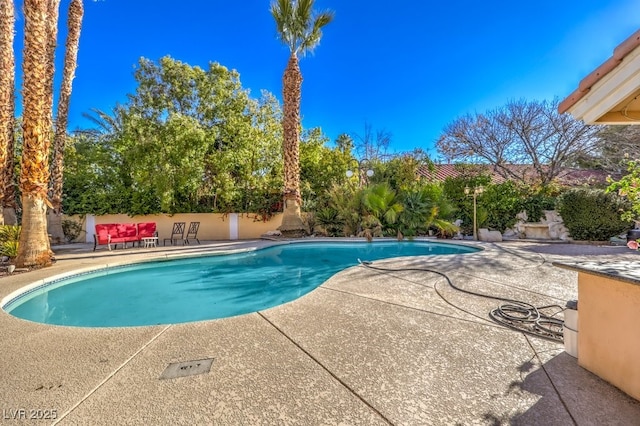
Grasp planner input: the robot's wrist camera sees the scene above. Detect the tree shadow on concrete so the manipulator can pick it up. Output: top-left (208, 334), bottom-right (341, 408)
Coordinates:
top-left (507, 351), bottom-right (640, 425)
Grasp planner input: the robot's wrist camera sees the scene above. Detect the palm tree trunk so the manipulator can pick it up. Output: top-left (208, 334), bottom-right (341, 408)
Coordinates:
top-left (48, 0), bottom-right (83, 244)
top-left (0, 0), bottom-right (16, 225)
top-left (278, 54), bottom-right (307, 236)
top-left (16, 0), bottom-right (54, 268)
top-left (45, 0), bottom-right (60, 138)
top-left (2, 120), bottom-right (17, 225)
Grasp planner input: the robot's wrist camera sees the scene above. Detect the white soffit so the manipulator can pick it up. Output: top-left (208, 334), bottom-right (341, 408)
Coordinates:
top-left (569, 46), bottom-right (640, 124)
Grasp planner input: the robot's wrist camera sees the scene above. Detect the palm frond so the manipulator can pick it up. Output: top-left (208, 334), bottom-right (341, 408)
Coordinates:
top-left (433, 218), bottom-right (459, 234)
top-left (271, 0), bottom-right (334, 56)
top-left (0, 241), bottom-right (18, 258)
top-left (0, 225), bottom-right (21, 243)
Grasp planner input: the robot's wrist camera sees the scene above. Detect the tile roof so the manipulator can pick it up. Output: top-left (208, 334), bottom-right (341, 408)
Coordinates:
top-left (558, 29), bottom-right (640, 115)
top-left (418, 164), bottom-right (610, 186)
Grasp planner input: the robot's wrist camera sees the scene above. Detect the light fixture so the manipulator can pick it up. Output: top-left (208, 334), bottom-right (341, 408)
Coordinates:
top-left (346, 159), bottom-right (374, 186)
top-left (465, 185), bottom-right (484, 240)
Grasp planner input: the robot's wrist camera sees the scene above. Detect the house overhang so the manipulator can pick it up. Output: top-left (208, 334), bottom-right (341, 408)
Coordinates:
top-left (559, 29), bottom-right (640, 125)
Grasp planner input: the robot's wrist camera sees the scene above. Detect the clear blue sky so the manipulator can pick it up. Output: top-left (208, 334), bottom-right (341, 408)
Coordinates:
top-left (12, 0), bottom-right (640, 156)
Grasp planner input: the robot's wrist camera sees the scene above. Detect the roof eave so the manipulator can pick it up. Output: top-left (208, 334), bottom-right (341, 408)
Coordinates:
top-left (559, 29), bottom-right (640, 124)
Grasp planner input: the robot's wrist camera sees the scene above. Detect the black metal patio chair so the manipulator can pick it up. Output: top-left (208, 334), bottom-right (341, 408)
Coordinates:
top-left (185, 222), bottom-right (200, 245)
top-left (163, 222), bottom-right (185, 246)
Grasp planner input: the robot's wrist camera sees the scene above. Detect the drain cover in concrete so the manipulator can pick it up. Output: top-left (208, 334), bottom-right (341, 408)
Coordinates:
top-left (160, 358), bottom-right (214, 380)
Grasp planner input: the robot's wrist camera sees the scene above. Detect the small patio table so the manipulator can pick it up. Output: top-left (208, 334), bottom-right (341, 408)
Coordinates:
top-left (141, 237), bottom-right (158, 248)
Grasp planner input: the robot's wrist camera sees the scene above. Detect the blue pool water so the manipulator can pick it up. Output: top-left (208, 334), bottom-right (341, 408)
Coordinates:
top-left (4, 241), bottom-right (478, 327)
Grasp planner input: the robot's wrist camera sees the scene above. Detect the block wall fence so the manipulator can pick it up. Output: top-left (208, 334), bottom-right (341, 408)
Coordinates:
top-left (67, 213), bottom-right (283, 243)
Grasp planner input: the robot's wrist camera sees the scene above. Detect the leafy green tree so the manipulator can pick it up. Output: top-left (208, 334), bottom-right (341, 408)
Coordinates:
top-left (70, 57), bottom-right (284, 215)
top-left (63, 132), bottom-right (132, 215)
top-left (62, 57), bottom-right (287, 216)
top-left (114, 57), bottom-right (249, 213)
top-left (123, 112), bottom-right (207, 212)
top-left (300, 127), bottom-right (353, 210)
top-left (442, 174), bottom-right (559, 234)
top-left (480, 181), bottom-right (523, 231)
top-left (372, 149), bottom-right (433, 190)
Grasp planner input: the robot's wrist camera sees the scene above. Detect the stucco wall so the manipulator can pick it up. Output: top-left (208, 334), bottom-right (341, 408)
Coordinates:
top-left (578, 272), bottom-right (640, 401)
top-left (65, 213), bottom-right (283, 243)
top-left (237, 214), bottom-right (284, 239)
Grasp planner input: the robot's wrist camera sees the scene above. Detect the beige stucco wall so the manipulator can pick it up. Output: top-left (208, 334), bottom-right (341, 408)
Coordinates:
top-left (65, 213), bottom-right (283, 242)
top-left (237, 213), bottom-right (283, 239)
top-left (578, 272), bottom-right (640, 401)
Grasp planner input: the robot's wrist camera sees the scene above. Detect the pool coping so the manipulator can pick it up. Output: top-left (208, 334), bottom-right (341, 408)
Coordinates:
top-left (1, 238), bottom-right (482, 318)
top-left (1, 245), bottom-right (265, 311)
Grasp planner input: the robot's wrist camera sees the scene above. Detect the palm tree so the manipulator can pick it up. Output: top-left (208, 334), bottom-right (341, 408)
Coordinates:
top-left (327, 183), bottom-right (366, 237)
top-left (270, 0), bottom-right (333, 236)
top-left (15, 0), bottom-right (55, 267)
top-left (362, 183), bottom-right (404, 240)
top-left (398, 184), bottom-right (459, 239)
top-left (44, 0), bottom-right (60, 139)
top-left (80, 107), bottom-right (124, 137)
top-left (0, 0), bottom-right (16, 225)
top-left (49, 0), bottom-right (84, 244)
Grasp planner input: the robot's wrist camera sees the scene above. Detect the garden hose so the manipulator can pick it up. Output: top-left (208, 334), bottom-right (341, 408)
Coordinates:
top-left (357, 259), bottom-right (565, 342)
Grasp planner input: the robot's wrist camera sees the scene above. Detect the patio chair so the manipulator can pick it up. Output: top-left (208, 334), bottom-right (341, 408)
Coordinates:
top-left (185, 222), bottom-right (200, 245)
top-left (164, 222), bottom-right (185, 246)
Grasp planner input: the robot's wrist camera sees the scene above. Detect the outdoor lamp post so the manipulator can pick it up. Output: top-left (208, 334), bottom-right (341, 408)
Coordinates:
top-left (464, 185), bottom-right (484, 240)
top-left (346, 159), bottom-right (374, 186)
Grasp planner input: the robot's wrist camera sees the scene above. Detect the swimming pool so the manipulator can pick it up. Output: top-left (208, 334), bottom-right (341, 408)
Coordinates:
top-left (3, 241), bottom-right (479, 327)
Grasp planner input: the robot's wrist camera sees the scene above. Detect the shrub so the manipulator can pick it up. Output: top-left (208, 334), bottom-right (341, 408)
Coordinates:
top-left (362, 183), bottom-right (403, 236)
top-left (61, 219), bottom-right (83, 243)
top-left (0, 225), bottom-right (21, 259)
top-left (557, 188), bottom-right (632, 241)
top-left (327, 184), bottom-right (366, 237)
top-left (520, 191), bottom-right (557, 223)
top-left (398, 183), bottom-right (458, 238)
top-left (480, 181), bottom-right (522, 231)
top-left (0, 241), bottom-right (18, 259)
top-left (442, 175), bottom-right (492, 235)
top-left (443, 177), bottom-right (558, 233)
top-left (607, 160), bottom-right (640, 222)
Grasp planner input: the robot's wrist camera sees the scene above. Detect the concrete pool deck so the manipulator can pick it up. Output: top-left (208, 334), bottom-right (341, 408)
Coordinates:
top-left (1, 239), bottom-right (639, 425)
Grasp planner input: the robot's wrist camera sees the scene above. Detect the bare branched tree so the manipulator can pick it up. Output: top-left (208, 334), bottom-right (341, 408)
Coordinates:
top-left (352, 122), bottom-right (391, 161)
top-left (436, 99), bottom-right (599, 185)
top-left (578, 125), bottom-right (640, 174)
